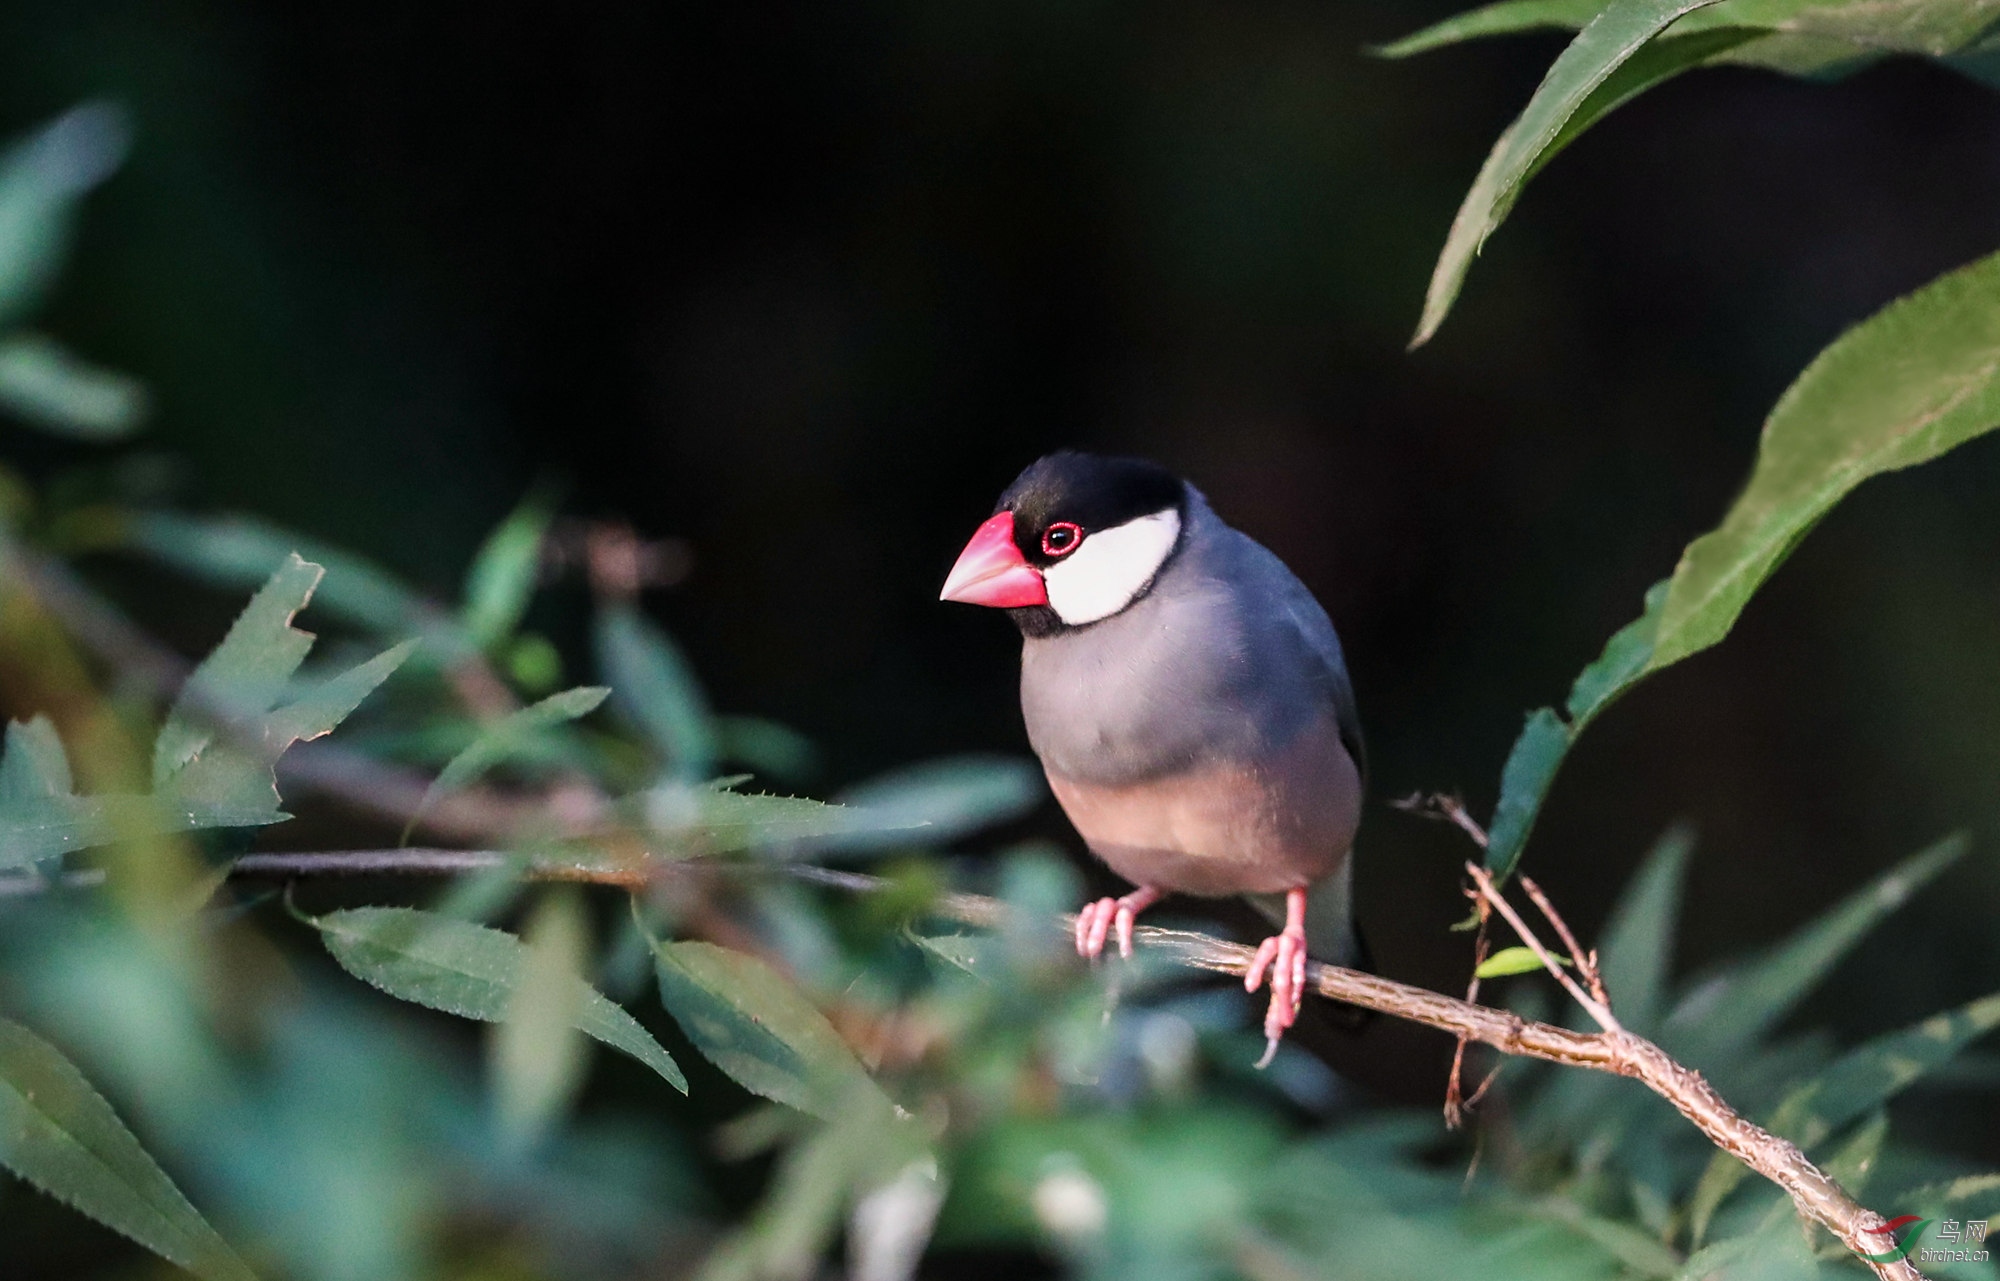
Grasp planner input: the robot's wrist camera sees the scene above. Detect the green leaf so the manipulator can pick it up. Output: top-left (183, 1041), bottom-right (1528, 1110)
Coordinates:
top-left (0, 333), bottom-right (147, 439)
top-left (1690, 987), bottom-right (2000, 1238)
top-left (153, 553), bottom-right (322, 785)
top-left (652, 937), bottom-right (884, 1119)
top-left (644, 779), bottom-right (929, 855)
top-left (1484, 583), bottom-right (1671, 879)
top-left (148, 554), bottom-right (415, 814)
top-left (1475, 945), bottom-right (1571, 978)
top-left (1661, 835), bottom-right (1964, 1066)
top-left (1374, 0), bottom-right (1605, 58)
top-left (0, 714), bottom-right (71, 800)
top-left (0, 103), bottom-right (128, 328)
top-left (462, 489), bottom-right (556, 649)
top-left (0, 1016), bottom-right (257, 1281)
top-left (490, 889), bottom-right (593, 1146)
top-left (596, 602), bottom-right (716, 780)
top-left (1650, 248), bottom-right (2000, 670)
top-left (1411, 0), bottom-right (1728, 347)
top-left (312, 905), bottom-right (687, 1093)
top-left (0, 794), bottom-right (285, 870)
top-left (403, 685), bottom-right (608, 839)
top-left (1484, 708), bottom-right (1569, 878)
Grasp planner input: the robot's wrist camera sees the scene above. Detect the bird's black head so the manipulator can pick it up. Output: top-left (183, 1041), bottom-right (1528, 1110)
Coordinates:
top-left (938, 451), bottom-right (1188, 637)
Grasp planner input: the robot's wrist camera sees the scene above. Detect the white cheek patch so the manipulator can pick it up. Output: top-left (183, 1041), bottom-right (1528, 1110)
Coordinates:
top-left (1043, 508), bottom-right (1182, 626)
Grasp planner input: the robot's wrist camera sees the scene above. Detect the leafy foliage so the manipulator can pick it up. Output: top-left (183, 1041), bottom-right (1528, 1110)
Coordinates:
top-left (3, 22), bottom-right (2000, 1279)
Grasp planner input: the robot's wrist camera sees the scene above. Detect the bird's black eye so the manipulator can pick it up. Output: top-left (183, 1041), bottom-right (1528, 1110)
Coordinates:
top-left (1041, 521), bottom-right (1083, 557)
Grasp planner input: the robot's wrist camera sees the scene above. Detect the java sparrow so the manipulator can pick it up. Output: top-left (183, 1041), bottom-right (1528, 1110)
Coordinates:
top-left (941, 452), bottom-right (1365, 1063)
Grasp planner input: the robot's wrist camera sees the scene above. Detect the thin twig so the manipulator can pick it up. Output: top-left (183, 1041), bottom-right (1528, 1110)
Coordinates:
top-left (1465, 861), bottom-right (1622, 1034)
top-left (1519, 873), bottom-right (1611, 1012)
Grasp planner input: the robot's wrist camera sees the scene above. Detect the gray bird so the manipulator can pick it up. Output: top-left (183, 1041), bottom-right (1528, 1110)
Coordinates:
top-left (940, 451), bottom-right (1365, 1062)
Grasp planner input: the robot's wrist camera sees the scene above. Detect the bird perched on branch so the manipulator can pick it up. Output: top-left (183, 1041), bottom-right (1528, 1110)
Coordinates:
top-left (941, 451), bottom-right (1366, 1064)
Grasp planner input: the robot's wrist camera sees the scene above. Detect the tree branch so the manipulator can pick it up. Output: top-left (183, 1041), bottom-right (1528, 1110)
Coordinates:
top-left (225, 846), bottom-right (1920, 1279)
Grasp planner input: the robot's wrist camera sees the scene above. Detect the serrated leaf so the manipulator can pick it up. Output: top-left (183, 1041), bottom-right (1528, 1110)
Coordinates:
top-left (153, 554), bottom-right (321, 785)
top-left (645, 779), bottom-right (926, 855)
top-left (0, 333), bottom-right (147, 438)
top-left (462, 490), bottom-right (556, 648)
top-left (1650, 248), bottom-right (2000, 670)
top-left (1412, 0), bottom-right (1728, 347)
top-left (596, 602), bottom-right (716, 780)
top-left (312, 906), bottom-right (686, 1093)
top-left (1475, 945), bottom-right (1573, 978)
top-left (652, 938), bottom-right (884, 1119)
top-left (147, 555), bottom-right (413, 814)
top-left (403, 685), bottom-right (607, 839)
top-left (0, 795), bottom-right (286, 870)
top-left (1690, 987), bottom-right (2000, 1238)
top-left (1661, 835), bottom-right (1964, 1066)
top-left (0, 103), bottom-right (128, 329)
top-left (0, 714), bottom-right (71, 800)
top-left (0, 1016), bottom-right (257, 1281)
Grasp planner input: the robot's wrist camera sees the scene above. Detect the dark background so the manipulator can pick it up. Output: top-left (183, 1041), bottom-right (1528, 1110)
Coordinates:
top-left (6, 1), bottom-right (1999, 1128)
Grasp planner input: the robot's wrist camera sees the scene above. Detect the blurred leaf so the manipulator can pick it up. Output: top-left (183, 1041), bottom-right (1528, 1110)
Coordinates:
top-left (1690, 987), bottom-right (2000, 1238)
top-left (1410, 0), bottom-right (1727, 347)
top-left (823, 755), bottom-right (1044, 855)
top-left (0, 333), bottom-right (146, 438)
top-left (1651, 248), bottom-right (2000, 669)
top-left (0, 793), bottom-right (284, 869)
top-left (699, 1090), bottom-right (921, 1281)
top-left (491, 889), bottom-right (593, 1148)
top-left (1475, 945), bottom-right (1571, 978)
top-left (652, 937), bottom-right (884, 1119)
top-left (1593, 823), bottom-right (1692, 1032)
top-left (1661, 835), bottom-right (1964, 1066)
top-left (0, 714), bottom-right (71, 800)
top-left (128, 511), bottom-right (473, 659)
top-left (312, 905), bottom-right (686, 1093)
top-left (403, 685), bottom-right (607, 839)
top-left (714, 714), bottom-right (820, 783)
top-left (462, 490), bottom-right (556, 649)
top-left (645, 779), bottom-right (926, 855)
top-left (0, 1016), bottom-right (257, 1281)
top-left (0, 103), bottom-right (129, 328)
top-left (596, 601), bottom-right (716, 780)
top-left (1375, 0), bottom-right (1603, 57)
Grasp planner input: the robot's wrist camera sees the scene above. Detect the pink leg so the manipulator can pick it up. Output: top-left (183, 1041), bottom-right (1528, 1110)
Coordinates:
top-left (1244, 886), bottom-right (1310, 1068)
top-left (1074, 885), bottom-right (1164, 960)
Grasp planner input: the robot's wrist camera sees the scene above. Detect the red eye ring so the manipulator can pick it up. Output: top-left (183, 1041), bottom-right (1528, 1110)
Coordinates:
top-left (1041, 521), bottom-right (1083, 557)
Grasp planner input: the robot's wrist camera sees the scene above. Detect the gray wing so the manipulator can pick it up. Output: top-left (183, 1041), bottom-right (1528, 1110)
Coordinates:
top-left (1224, 528), bottom-right (1367, 784)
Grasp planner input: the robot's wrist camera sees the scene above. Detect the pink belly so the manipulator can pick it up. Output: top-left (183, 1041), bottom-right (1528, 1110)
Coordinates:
top-left (1045, 716), bottom-right (1361, 897)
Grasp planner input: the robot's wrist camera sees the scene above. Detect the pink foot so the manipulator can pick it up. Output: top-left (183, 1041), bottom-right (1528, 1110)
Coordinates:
top-left (1074, 885), bottom-right (1164, 960)
top-left (1244, 886), bottom-right (1311, 1068)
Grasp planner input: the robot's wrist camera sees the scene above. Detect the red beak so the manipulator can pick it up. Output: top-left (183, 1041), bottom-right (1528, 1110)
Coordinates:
top-left (940, 511), bottom-right (1048, 608)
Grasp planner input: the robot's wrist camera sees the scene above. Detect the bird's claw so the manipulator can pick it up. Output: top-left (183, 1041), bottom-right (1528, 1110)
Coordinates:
top-left (1244, 926), bottom-right (1308, 1067)
top-left (1074, 888), bottom-right (1159, 960)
